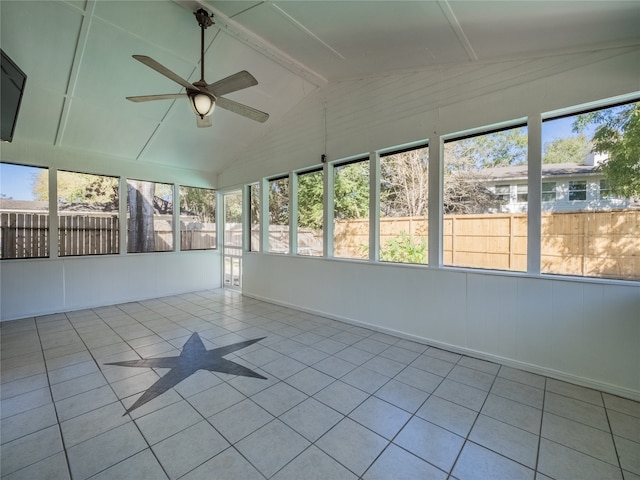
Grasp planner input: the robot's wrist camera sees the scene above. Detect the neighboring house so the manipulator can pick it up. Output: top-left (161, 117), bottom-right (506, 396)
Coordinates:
top-left (482, 153), bottom-right (634, 213)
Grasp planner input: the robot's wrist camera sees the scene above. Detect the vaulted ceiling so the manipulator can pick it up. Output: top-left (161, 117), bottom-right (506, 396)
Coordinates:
top-left (1, 1), bottom-right (639, 175)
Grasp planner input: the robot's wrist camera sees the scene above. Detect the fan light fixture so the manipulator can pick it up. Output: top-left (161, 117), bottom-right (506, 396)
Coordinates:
top-left (189, 91), bottom-right (215, 118)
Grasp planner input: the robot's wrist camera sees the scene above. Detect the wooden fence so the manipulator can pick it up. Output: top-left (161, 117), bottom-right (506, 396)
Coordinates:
top-left (1, 212), bottom-right (216, 258)
top-left (336, 210), bottom-right (640, 280)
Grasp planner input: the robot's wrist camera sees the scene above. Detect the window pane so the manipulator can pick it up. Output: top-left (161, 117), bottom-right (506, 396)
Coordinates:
top-left (568, 181), bottom-right (587, 201)
top-left (541, 101), bottom-right (639, 280)
top-left (179, 186), bottom-right (216, 251)
top-left (268, 177), bottom-right (289, 254)
top-left (58, 171), bottom-right (119, 256)
top-left (334, 159), bottom-right (369, 259)
top-left (542, 182), bottom-right (557, 202)
top-left (443, 125), bottom-right (528, 271)
top-left (249, 183), bottom-right (260, 252)
top-left (127, 179), bottom-right (173, 253)
top-left (0, 163), bottom-right (49, 259)
top-left (379, 146), bottom-right (429, 264)
top-left (516, 184), bottom-right (528, 203)
top-left (297, 169), bottom-right (323, 256)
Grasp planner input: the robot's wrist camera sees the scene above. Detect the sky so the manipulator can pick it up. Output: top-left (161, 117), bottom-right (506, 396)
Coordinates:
top-left (0, 116), bottom-right (595, 201)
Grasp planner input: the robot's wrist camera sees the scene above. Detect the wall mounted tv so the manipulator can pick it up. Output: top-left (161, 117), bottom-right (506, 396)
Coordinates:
top-left (1, 49), bottom-right (27, 143)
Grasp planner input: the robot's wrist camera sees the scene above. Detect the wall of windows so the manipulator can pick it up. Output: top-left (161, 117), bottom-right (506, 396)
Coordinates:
top-left (248, 98), bottom-right (638, 282)
top-left (1, 163), bottom-right (218, 258)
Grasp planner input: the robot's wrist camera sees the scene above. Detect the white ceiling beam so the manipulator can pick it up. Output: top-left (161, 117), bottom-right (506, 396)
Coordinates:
top-left (173, 0), bottom-right (328, 87)
top-left (55, 0), bottom-right (97, 146)
top-left (438, 0), bottom-right (478, 63)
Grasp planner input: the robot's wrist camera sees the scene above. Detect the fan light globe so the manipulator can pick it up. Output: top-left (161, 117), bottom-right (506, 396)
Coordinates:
top-left (189, 92), bottom-right (215, 118)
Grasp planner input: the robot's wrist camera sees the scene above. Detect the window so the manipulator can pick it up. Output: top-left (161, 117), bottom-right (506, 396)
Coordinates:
top-left (599, 180), bottom-right (613, 199)
top-left (297, 168), bottom-right (323, 256)
top-left (333, 158), bottom-right (370, 259)
top-left (516, 184), bottom-right (528, 203)
top-left (0, 163), bottom-right (49, 259)
top-left (443, 125), bottom-right (528, 272)
top-left (568, 181), bottom-right (587, 201)
top-left (494, 185), bottom-right (511, 203)
top-left (268, 176), bottom-right (289, 254)
top-left (379, 145), bottom-right (429, 264)
top-left (541, 101), bottom-right (639, 280)
top-left (542, 182), bottom-right (556, 202)
top-left (249, 183), bottom-right (260, 252)
top-left (127, 179), bottom-right (173, 253)
top-left (58, 171), bottom-right (119, 256)
top-left (179, 186), bottom-right (216, 251)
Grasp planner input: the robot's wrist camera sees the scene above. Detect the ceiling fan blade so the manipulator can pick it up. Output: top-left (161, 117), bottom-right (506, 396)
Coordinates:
top-left (216, 97), bottom-right (269, 123)
top-left (196, 116), bottom-right (212, 128)
top-left (206, 70), bottom-right (258, 97)
top-left (132, 55), bottom-right (194, 90)
top-left (126, 93), bottom-right (187, 103)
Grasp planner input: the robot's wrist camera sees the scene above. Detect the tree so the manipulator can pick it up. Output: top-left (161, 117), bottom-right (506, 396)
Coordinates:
top-left (381, 148), bottom-right (429, 217)
top-left (127, 179), bottom-right (155, 252)
top-left (180, 187), bottom-right (215, 223)
top-left (32, 170), bottom-right (118, 207)
top-left (297, 170), bottom-right (323, 229)
top-left (573, 102), bottom-right (640, 198)
top-left (334, 161), bottom-right (369, 219)
top-left (268, 177), bottom-right (289, 225)
top-left (445, 127), bottom-right (527, 169)
top-left (543, 134), bottom-right (590, 164)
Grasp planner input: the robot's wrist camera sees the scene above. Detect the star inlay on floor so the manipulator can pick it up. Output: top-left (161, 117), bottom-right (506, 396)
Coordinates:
top-left (105, 333), bottom-right (267, 414)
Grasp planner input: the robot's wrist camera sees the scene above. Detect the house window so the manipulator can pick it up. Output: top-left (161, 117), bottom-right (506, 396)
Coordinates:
top-left (297, 168), bottom-right (323, 256)
top-left (268, 176), bottom-right (289, 254)
top-left (249, 183), bottom-right (260, 252)
top-left (379, 144), bottom-right (429, 264)
top-left (127, 179), bottom-right (173, 253)
top-left (0, 163), bottom-right (49, 259)
top-left (494, 185), bottom-right (511, 203)
top-left (443, 124), bottom-right (527, 272)
top-left (516, 184), bottom-right (528, 203)
top-left (179, 186), bottom-right (216, 251)
top-left (542, 182), bottom-right (556, 202)
top-left (568, 181), bottom-right (587, 201)
top-left (599, 180), bottom-right (613, 199)
top-left (334, 158), bottom-right (370, 259)
top-left (58, 171), bottom-right (119, 256)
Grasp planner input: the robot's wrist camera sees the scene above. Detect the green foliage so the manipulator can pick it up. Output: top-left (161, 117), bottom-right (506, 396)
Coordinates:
top-left (180, 186), bottom-right (215, 223)
top-left (268, 177), bottom-right (289, 225)
top-left (334, 161), bottom-right (370, 219)
top-left (297, 170), bottom-right (323, 230)
top-left (445, 127), bottom-right (528, 169)
top-left (542, 134), bottom-right (590, 164)
top-left (34, 170), bottom-right (118, 207)
top-left (573, 102), bottom-right (640, 198)
top-left (380, 231), bottom-right (427, 264)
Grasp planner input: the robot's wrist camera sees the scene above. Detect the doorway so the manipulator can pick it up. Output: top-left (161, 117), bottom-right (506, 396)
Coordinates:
top-left (223, 191), bottom-right (243, 290)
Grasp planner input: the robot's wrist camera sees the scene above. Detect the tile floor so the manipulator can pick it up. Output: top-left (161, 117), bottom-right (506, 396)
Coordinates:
top-left (1, 289), bottom-right (639, 480)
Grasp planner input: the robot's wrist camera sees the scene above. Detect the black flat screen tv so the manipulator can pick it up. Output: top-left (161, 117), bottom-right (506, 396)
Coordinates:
top-left (1, 49), bottom-right (27, 143)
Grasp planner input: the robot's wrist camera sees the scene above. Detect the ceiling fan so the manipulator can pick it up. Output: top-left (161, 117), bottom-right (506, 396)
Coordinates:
top-left (126, 8), bottom-right (269, 127)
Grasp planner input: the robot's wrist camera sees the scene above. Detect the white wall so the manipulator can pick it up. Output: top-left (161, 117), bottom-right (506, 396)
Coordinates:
top-left (0, 251), bottom-right (221, 321)
top-left (244, 253), bottom-right (640, 400)
top-left (222, 46), bottom-right (640, 400)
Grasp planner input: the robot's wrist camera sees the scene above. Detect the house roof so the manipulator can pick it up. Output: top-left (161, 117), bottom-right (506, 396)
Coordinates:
top-left (482, 163), bottom-right (600, 182)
